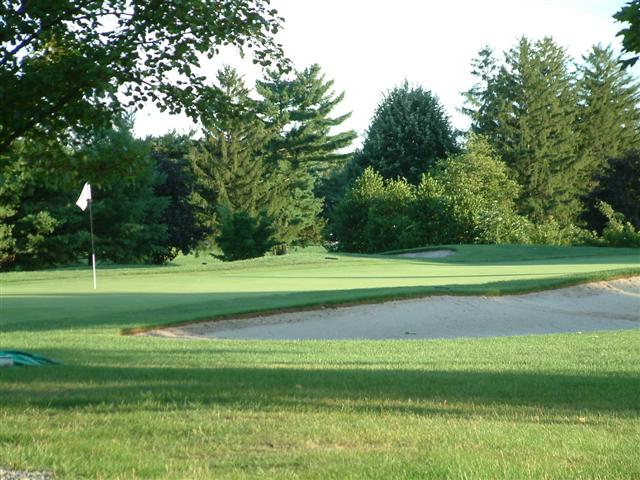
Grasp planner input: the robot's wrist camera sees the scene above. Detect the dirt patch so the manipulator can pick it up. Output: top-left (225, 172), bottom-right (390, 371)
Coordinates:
top-left (145, 277), bottom-right (640, 341)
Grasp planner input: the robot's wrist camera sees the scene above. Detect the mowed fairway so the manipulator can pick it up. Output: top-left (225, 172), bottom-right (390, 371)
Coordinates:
top-left (1, 245), bottom-right (639, 479)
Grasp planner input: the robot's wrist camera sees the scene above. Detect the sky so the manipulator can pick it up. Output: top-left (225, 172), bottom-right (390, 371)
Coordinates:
top-left (133, 0), bottom-right (639, 147)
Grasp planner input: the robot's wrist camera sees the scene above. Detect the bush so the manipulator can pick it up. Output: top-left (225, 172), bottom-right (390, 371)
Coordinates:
top-left (214, 209), bottom-right (275, 261)
top-left (365, 177), bottom-right (416, 252)
top-left (330, 168), bottom-right (384, 253)
top-left (524, 218), bottom-right (595, 246)
top-left (412, 135), bottom-right (528, 245)
top-left (331, 137), bottom-right (531, 252)
top-left (597, 202), bottom-right (640, 247)
top-left (330, 136), bottom-right (611, 252)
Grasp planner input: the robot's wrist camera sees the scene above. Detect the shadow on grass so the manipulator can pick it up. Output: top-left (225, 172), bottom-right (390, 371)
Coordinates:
top-left (1, 362), bottom-right (638, 419)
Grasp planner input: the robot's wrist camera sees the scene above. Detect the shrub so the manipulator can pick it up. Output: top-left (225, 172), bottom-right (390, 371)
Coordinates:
top-left (365, 177), bottom-right (416, 252)
top-left (524, 218), bottom-right (594, 246)
top-left (330, 168), bottom-right (384, 252)
top-left (330, 136), bottom-right (608, 251)
top-left (214, 209), bottom-right (275, 261)
top-left (413, 135), bottom-right (527, 245)
top-left (597, 202), bottom-right (640, 247)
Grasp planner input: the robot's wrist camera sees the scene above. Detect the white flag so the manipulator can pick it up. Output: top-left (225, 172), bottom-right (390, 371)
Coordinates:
top-left (75, 183), bottom-right (92, 211)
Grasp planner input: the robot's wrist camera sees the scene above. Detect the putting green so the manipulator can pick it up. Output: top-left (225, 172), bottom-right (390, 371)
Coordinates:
top-left (2, 244), bottom-right (638, 333)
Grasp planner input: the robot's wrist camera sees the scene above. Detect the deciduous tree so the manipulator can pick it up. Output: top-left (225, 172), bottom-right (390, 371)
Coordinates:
top-left (0, 0), bottom-right (287, 155)
top-left (614, 0), bottom-right (640, 67)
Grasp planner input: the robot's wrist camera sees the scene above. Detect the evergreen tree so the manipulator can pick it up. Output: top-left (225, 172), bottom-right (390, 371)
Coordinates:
top-left (149, 132), bottom-right (206, 259)
top-left (584, 148), bottom-right (640, 232)
top-left (256, 64), bottom-right (357, 246)
top-left (577, 44), bottom-right (640, 191)
top-left (464, 37), bottom-right (582, 225)
top-left (359, 81), bottom-right (458, 185)
top-left (215, 209), bottom-right (275, 261)
top-left (314, 149), bottom-right (365, 223)
top-left (190, 67), bottom-right (274, 246)
top-left (90, 166), bottom-right (169, 265)
top-left (258, 64), bottom-right (357, 169)
top-left (1, 119), bottom-right (170, 269)
top-left (461, 47), bottom-right (501, 139)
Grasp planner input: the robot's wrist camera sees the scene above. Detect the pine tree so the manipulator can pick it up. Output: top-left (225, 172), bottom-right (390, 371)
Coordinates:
top-left (256, 64), bottom-right (357, 246)
top-left (577, 44), bottom-right (640, 191)
top-left (464, 37), bottom-right (582, 225)
top-left (360, 81), bottom-right (458, 185)
top-left (257, 64), bottom-right (357, 169)
top-left (149, 132), bottom-right (206, 258)
top-left (461, 46), bottom-right (501, 139)
top-left (191, 67), bottom-right (273, 243)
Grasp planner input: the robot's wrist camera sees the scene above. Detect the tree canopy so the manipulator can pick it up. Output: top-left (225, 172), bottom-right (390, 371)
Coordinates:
top-left (0, 0), bottom-right (287, 154)
top-left (614, 0), bottom-right (640, 67)
top-left (358, 81), bottom-right (458, 185)
top-left (465, 38), bottom-right (585, 224)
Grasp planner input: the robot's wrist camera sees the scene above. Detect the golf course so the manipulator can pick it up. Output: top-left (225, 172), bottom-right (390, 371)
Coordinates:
top-left (3, 0), bottom-right (640, 477)
top-left (1, 244), bottom-right (639, 479)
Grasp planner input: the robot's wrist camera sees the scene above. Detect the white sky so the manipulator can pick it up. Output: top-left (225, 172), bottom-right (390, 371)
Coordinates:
top-left (133, 0), bottom-right (639, 148)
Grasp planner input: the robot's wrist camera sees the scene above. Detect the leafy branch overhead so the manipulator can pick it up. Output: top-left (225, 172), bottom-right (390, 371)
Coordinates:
top-left (0, 0), bottom-right (288, 153)
top-left (614, 0), bottom-right (640, 67)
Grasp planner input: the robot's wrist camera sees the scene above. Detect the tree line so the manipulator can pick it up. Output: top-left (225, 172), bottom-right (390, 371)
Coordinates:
top-left (0, 63), bottom-right (358, 268)
top-left (1, 0), bottom-right (639, 269)
top-left (329, 39), bottom-right (640, 253)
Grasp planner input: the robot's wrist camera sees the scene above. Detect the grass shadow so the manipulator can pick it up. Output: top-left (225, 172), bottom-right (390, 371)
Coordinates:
top-left (1, 362), bottom-right (638, 419)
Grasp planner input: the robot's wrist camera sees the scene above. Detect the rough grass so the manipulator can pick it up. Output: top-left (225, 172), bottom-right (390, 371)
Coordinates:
top-left (1, 244), bottom-right (639, 479)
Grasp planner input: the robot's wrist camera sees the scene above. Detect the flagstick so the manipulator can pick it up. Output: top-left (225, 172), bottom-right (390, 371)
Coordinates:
top-left (88, 198), bottom-right (97, 289)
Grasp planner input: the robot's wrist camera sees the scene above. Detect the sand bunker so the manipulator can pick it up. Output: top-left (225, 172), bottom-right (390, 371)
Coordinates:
top-left (147, 277), bottom-right (640, 340)
top-left (396, 249), bottom-right (455, 258)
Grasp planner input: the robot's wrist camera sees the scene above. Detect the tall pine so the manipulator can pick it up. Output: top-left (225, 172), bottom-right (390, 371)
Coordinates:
top-left (464, 37), bottom-right (582, 224)
top-left (191, 67), bottom-right (273, 241)
top-left (577, 44), bottom-right (640, 188)
top-left (461, 46), bottom-right (501, 140)
top-left (256, 64), bottom-right (357, 246)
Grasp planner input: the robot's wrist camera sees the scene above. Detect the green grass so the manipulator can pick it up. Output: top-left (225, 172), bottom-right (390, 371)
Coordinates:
top-left (2, 244), bottom-right (639, 334)
top-left (1, 244), bottom-right (639, 479)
